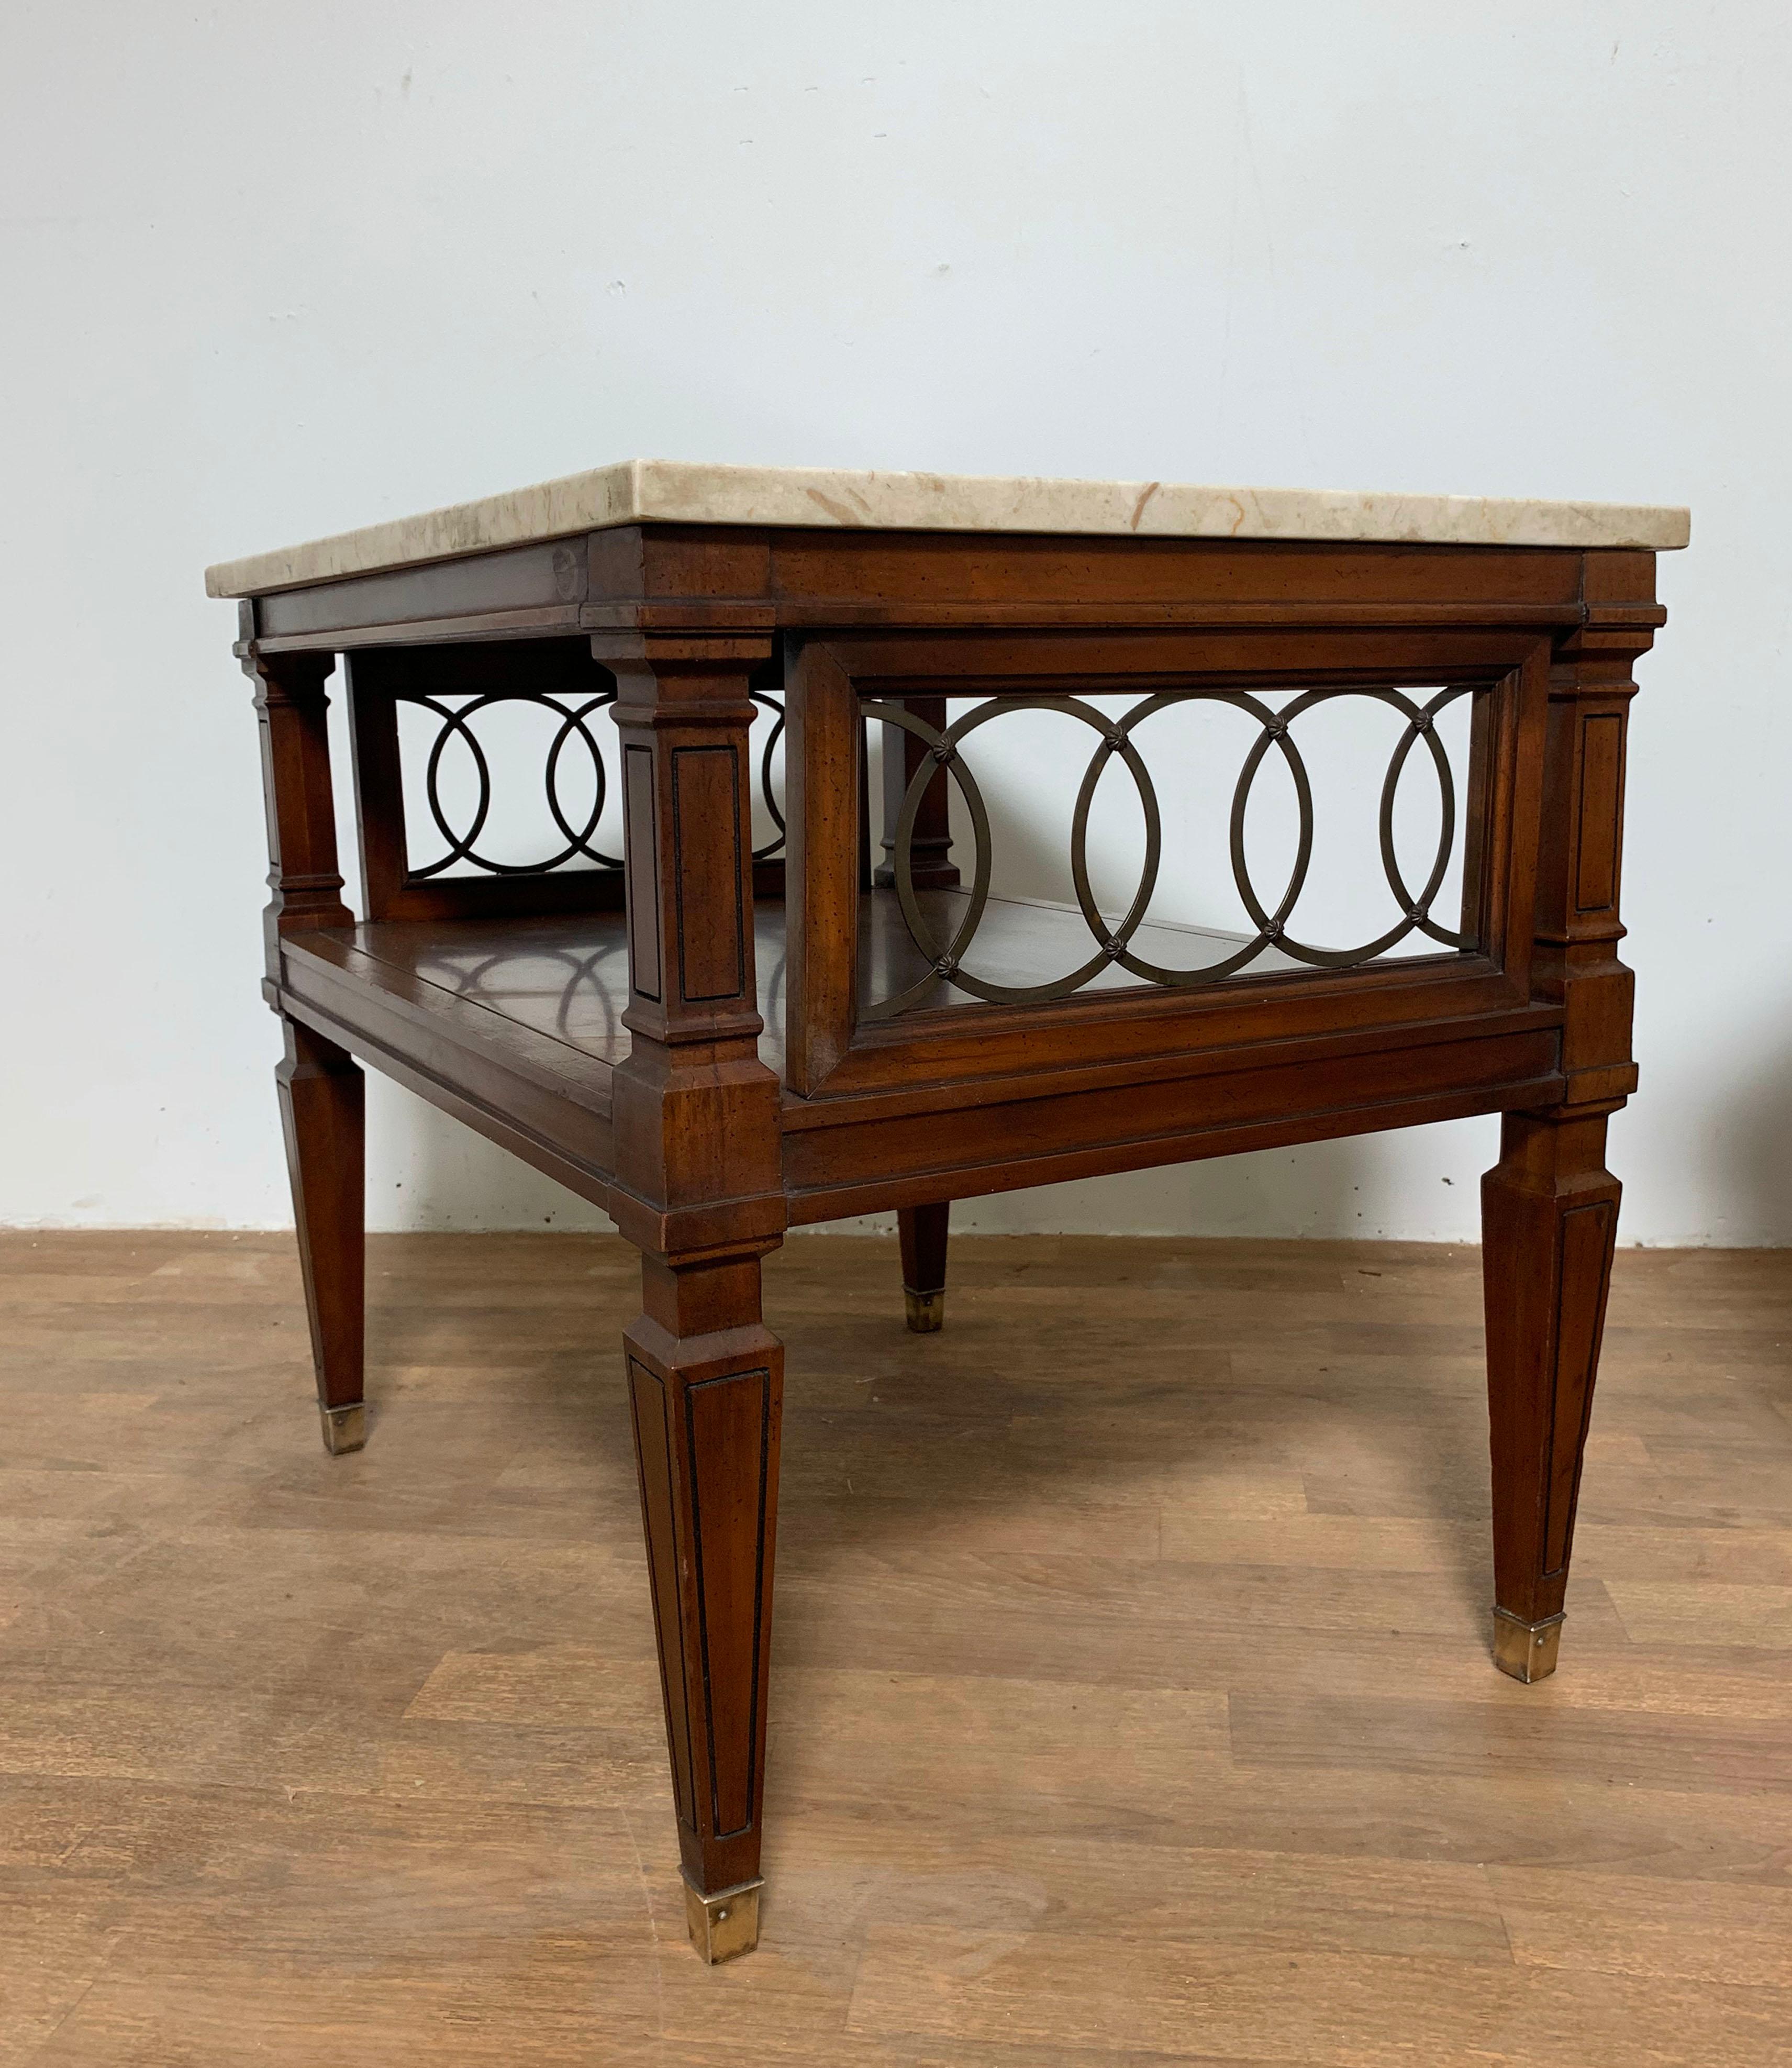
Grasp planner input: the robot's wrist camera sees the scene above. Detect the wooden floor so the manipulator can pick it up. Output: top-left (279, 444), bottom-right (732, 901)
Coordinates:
top-left (2, 1231), bottom-right (1789, 2066)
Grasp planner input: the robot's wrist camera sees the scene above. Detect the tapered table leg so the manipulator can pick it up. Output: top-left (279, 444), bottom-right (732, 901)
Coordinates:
top-left (1481, 1109), bottom-right (1620, 1681)
top-left (245, 644), bottom-right (363, 1455)
top-left (898, 1202), bottom-right (950, 1332)
top-left (275, 1016), bottom-right (366, 1455)
top-left (602, 625), bottom-right (786, 1955)
top-left (626, 1248), bottom-right (782, 1962)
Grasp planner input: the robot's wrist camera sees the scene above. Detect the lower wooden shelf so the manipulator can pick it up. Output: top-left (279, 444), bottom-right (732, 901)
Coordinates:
top-left (278, 903), bottom-right (1567, 1230)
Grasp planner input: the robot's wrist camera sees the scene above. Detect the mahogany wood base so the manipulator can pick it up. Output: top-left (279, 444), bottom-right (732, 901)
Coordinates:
top-left (317, 1401), bottom-right (367, 1455)
top-left (682, 1873), bottom-right (764, 1963)
top-left (232, 519), bottom-right (1665, 1968)
top-left (1492, 1606), bottom-right (1566, 1683)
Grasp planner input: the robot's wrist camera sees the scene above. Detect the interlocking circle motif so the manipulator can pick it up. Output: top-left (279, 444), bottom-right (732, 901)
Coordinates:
top-left (398, 690), bottom-right (786, 876)
top-left (860, 685), bottom-right (1478, 1020)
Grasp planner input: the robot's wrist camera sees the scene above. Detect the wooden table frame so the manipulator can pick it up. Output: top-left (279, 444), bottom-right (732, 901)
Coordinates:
top-left (231, 522), bottom-right (1662, 1960)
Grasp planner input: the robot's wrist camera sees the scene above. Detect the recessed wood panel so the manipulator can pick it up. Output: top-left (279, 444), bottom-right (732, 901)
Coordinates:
top-left (686, 1367), bottom-right (772, 1837)
top-left (624, 746), bottom-right (662, 1002)
top-left (1574, 714), bottom-right (1624, 914)
top-left (628, 1360), bottom-right (696, 1828)
top-left (1543, 1201), bottom-right (1615, 1576)
top-left (671, 746), bottom-right (746, 1004)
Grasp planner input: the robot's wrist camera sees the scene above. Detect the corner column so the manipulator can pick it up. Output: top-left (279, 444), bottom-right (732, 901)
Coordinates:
top-left (1482, 593), bottom-right (1652, 1681)
top-left (598, 631), bottom-right (787, 1961)
top-left (242, 632), bottom-right (368, 1456)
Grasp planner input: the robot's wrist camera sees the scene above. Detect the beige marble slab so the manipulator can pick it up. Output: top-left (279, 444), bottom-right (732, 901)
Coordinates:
top-left (204, 459), bottom-right (1689, 597)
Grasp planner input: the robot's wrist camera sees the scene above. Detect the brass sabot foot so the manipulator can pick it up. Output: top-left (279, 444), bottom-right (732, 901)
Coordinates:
top-left (682, 1873), bottom-right (762, 1963)
top-left (1492, 1606), bottom-right (1564, 1683)
top-left (904, 1288), bottom-right (944, 1333)
top-left (319, 1402), bottom-right (367, 1456)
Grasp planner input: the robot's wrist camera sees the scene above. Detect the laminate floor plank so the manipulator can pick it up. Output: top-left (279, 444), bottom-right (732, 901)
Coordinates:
top-left (844, 1927), bottom-right (1792, 2066)
top-left (0, 1231), bottom-right (1786, 2066)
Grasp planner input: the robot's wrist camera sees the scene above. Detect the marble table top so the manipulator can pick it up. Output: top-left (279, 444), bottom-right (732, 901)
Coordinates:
top-left (205, 460), bottom-right (1690, 597)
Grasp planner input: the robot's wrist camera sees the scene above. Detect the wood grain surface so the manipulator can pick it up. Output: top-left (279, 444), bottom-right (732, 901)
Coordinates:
top-left (2, 1230), bottom-right (1787, 2065)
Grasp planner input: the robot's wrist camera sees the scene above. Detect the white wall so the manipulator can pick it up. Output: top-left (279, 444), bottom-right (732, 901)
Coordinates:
top-left (3, 2), bottom-right (1787, 1243)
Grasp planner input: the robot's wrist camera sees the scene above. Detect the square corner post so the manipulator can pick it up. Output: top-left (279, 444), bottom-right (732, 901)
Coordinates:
top-left (241, 634), bottom-right (368, 1458)
top-left (1481, 601), bottom-right (1652, 1683)
top-left (597, 628), bottom-right (788, 1962)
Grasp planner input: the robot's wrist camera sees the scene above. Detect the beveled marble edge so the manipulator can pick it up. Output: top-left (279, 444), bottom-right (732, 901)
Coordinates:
top-left (204, 459), bottom-right (1690, 597)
